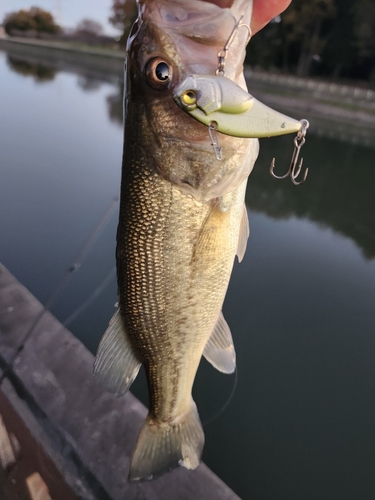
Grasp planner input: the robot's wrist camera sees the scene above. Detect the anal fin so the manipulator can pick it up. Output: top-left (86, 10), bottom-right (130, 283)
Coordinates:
top-left (93, 310), bottom-right (141, 397)
top-left (203, 312), bottom-right (236, 374)
top-left (237, 204), bottom-right (249, 263)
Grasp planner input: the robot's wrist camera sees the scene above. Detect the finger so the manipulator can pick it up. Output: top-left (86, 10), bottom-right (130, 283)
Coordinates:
top-left (251, 0), bottom-right (292, 34)
top-left (198, 0), bottom-right (292, 34)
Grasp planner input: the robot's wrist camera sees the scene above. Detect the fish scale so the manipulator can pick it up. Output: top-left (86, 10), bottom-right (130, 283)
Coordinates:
top-left (119, 147), bottom-right (246, 418)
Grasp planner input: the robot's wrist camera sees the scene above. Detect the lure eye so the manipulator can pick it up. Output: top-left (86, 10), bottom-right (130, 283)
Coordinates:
top-left (146, 58), bottom-right (172, 90)
top-left (180, 90), bottom-right (197, 109)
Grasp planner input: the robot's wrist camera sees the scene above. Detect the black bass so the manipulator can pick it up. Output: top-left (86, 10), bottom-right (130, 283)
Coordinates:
top-left (94, 0), bottom-right (304, 481)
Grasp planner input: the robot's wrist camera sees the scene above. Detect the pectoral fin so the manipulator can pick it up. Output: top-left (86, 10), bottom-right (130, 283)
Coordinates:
top-left (203, 312), bottom-right (236, 374)
top-left (93, 310), bottom-right (141, 397)
top-left (237, 204), bottom-right (249, 263)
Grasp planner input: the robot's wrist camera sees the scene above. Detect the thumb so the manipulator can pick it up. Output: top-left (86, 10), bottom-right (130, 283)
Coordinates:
top-left (251, 0), bottom-right (292, 34)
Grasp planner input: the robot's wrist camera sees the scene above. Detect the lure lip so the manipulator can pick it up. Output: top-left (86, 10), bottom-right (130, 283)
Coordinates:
top-left (173, 74), bottom-right (304, 139)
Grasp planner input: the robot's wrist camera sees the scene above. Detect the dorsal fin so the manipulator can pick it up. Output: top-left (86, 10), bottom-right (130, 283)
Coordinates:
top-left (237, 204), bottom-right (249, 262)
top-left (203, 312), bottom-right (236, 374)
top-left (93, 310), bottom-right (141, 397)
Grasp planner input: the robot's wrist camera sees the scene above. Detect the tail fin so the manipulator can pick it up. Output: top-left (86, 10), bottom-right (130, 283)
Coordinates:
top-left (129, 402), bottom-right (204, 481)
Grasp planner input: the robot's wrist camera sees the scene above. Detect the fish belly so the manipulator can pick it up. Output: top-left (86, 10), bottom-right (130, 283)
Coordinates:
top-left (117, 159), bottom-right (246, 422)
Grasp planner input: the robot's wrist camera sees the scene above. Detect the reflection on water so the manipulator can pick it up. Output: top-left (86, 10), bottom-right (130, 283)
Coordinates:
top-left (99, 79), bottom-right (375, 260)
top-left (1, 50), bottom-right (375, 500)
top-left (251, 135), bottom-right (375, 260)
top-left (76, 75), bottom-right (103, 92)
top-left (106, 82), bottom-right (124, 126)
top-left (6, 54), bottom-right (57, 82)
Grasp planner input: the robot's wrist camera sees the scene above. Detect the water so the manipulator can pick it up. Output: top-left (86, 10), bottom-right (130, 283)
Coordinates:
top-left (1, 48), bottom-right (375, 500)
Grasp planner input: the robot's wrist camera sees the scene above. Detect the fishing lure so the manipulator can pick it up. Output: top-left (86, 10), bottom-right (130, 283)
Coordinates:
top-left (174, 14), bottom-right (310, 185)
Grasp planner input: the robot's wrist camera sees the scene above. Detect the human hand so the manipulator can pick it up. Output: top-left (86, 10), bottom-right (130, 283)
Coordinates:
top-left (202, 0), bottom-right (292, 34)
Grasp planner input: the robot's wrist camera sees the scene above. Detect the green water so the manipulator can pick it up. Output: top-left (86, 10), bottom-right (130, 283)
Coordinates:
top-left (1, 48), bottom-right (375, 500)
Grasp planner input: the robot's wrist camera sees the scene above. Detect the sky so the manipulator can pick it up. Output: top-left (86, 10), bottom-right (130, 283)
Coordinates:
top-left (0, 0), bottom-right (122, 35)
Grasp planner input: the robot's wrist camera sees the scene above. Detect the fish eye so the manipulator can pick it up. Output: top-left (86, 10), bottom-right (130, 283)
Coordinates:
top-left (146, 58), bottom-right (172, 90)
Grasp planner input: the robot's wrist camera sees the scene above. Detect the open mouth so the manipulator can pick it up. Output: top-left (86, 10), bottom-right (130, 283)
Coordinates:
top-left (200, 0), bottom-right (234, 7)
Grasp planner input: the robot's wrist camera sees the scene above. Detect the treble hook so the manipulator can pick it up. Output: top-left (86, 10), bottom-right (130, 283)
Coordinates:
top-left (216, 15), bottom-right (252, 76)
top-left (270, 119), bottom-right (310, 186)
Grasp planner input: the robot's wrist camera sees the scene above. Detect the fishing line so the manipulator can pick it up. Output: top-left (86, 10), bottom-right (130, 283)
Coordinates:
top-left (63, 266), bottom-right (116, 328)
top-left (0, 195), bottom-right (119, 385)
top-left (202, 367), bottom-right (238, 426)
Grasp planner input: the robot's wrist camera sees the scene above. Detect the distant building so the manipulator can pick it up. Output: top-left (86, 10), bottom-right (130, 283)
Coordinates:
top-left (0, 26), bottom-right (6, 38)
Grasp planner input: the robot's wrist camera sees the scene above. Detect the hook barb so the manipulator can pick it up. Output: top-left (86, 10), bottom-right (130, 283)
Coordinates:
top-left (216, 15), bottom-right (252, 76)
top-left (291, 161), bottom-right (308, 186)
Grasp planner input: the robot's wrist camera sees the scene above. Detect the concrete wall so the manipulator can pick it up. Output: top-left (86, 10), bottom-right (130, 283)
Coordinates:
top-left (0, 264), bottom-right (240, 500)
top-left (0, 37), bottom-right (125, 81)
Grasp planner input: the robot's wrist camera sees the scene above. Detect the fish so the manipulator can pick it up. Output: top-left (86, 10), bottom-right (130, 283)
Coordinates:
top-left (94, 0), bottom-right (305, 482)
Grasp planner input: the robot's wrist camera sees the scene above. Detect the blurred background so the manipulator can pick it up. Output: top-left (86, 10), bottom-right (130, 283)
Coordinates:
top-left (1, 1), bottom-right (375, 500)
top-left (1, 0), bottom-right (375, 81)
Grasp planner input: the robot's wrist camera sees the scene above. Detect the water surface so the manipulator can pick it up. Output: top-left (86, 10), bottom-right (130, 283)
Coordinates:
top-left (1, 49), bottom-right (375, 500)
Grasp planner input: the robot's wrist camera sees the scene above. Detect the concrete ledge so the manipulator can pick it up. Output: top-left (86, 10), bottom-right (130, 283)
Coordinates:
top-left (0, 37), bottom-right (125, 77)
top-left (0, 264), bottom-right (240, 499)
top-left (0, 36), bottom-right (124, 59)
top-left (0, 383), bottom-right (84, 499)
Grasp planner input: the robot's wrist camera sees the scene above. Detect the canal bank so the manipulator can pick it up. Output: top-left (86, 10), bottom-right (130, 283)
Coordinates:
top-left (0, 263), bottom-right (240, 500)
top-left (0, 37), bottom-right (125, 84)
top-left (1, 35), bottom-right (375, 145)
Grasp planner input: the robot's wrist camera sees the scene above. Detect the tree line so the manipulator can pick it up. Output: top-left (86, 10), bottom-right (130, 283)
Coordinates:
top-left (2, 7), bottom-right (115, 47)
top-left (247, 0), bottom-right (375, 83)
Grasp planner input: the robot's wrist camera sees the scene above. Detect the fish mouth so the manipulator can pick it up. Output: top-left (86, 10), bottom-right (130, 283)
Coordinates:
top-left (144, 1), bottom-right (244, 44)
top-left (198, 0), bottom-right (234, 7)
top-left (139, 0), bottom-right (252, 78)
top-left (160, 131), bottom-right (248, 157)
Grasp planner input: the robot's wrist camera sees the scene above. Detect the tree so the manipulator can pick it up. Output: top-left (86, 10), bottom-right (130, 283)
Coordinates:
top-left (282, 0), bottom-right (336, 77)
top-left (245, 17), bottom-right (284, 71)
top-left (321, 0), bottom-right (357, 79)
top-left (246, 0), bottom-right (375, 83)
top-left (3, 10), bottom-right (37, 33)
top-left (109, 0), bottom-right (138, 46)
top-left (353, 0), bottom-right (375, 81)
top-left (3, 7), bottom-right (61, 36)
top-left (76, 19), bottom-right (103, 36)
